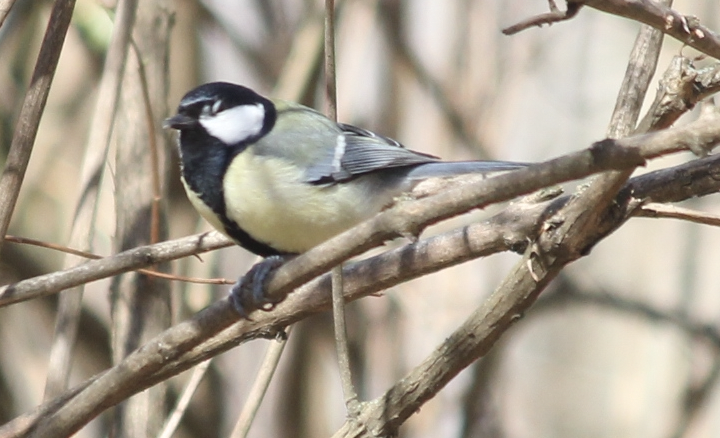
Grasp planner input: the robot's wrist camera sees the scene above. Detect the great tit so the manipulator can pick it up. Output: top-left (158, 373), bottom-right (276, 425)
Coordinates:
top-left (165, 82), bottom-right (527, 313)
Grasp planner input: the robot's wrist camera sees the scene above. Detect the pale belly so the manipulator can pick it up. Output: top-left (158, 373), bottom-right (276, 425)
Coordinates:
top-left (222, 152), bottom-right (398, 254)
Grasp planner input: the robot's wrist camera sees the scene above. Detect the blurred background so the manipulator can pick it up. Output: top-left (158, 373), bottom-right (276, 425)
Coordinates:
top-left (1, 0), bottom-right (719, 437)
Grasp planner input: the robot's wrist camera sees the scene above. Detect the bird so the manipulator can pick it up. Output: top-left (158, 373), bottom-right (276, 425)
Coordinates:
top-left (165, 82), bottom-right (528, 315)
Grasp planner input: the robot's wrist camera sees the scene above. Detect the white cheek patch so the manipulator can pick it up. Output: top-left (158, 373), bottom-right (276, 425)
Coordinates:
top-left (199, 103), bottom-right (265, 144)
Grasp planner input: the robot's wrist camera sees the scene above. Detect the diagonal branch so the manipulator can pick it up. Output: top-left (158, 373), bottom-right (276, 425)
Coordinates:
top-left (0, 0), bottom-right (77, 255)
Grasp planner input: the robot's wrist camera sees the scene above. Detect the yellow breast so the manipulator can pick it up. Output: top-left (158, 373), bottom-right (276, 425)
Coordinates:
top-left (222, 150), bottom-right (392, 254)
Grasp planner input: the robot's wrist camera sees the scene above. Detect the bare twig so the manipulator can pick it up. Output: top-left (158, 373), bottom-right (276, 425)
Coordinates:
top-left (637, 203), bottom-right (720, 227)
top-left (4, 235), bottom-right (232, 284)
top-left (0, 0), bottom-right (77, 255)
top-left (157, 359), bottom-right (212, 438)
top-left (502, 0), bottom-right (583, 35)
top-left (332, 264), bottom-right (361, 412)
top-left (229, 330), bottom-right (291, 438)
top-left (0, 231), bottom-right (232, 308)
top-left (625, 153), bottom-right (720, 203)
top-left (324, 0), bottom-right (361, 416)
top-left (542, 6), bottom-right (672, 293)
top-left (324, 0), bottom-right (337, 121)
top-left (612, 109), bottom-right (720, 157)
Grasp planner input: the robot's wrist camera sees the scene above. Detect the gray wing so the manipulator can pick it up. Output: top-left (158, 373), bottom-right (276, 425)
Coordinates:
top-left (304, 123), bottom-right (439, 184)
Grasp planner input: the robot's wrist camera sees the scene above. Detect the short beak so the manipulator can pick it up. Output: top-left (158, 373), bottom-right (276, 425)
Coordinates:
top-left (163, 113), bottom-right (196, 129)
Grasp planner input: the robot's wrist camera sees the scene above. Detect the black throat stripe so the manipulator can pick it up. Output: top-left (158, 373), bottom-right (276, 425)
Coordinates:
top-left (179, 132), bottom-right (287, 257)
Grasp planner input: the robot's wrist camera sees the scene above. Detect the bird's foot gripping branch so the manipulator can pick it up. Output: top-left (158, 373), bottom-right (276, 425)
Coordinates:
top-left (228, 254), bottom-right (292, 317)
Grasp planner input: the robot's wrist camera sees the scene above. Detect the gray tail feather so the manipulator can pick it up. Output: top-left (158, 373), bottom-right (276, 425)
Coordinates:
top-left (405, 160), bottom-right (528, 180)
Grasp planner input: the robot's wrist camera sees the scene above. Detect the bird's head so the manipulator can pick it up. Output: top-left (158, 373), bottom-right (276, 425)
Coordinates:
top-left (164, 82), bottom-right (276, 146)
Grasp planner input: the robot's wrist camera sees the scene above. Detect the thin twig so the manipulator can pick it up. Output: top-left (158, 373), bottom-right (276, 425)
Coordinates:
top-left (324, 0), bottom-right (361, 415)
top-left (332, 265), bottom-right (360, 412)
top-left (5, 235), bottom-right (232, 284)
top-left (156, 359), bottom-right (212, 438)
top-left (540, 1), bottom-right (667, 268)
top-left (583, 0), bottom-right (720, 59)
top-left (229, 329), bottom-right (291, 438)
top-left (324, 0), bottom-right (337, 121)
top-left (502, 1), bottom-right (582, 35)
top-left (637, 203), bottom-right (720, 227)
top-left (0, 0), bottom-right (77, 255)
top-left (0, 231), bottom-right (232, 308)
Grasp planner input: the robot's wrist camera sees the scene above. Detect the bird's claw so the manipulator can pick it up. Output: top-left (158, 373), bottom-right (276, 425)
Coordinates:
top-left (229, 255), bottom-right (289, 318)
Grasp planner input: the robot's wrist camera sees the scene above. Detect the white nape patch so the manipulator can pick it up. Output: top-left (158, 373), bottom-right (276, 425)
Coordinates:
top-left (199, 103), bottom-right (265, 145)
top-left (332, 134), bottom-right (346, 172)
